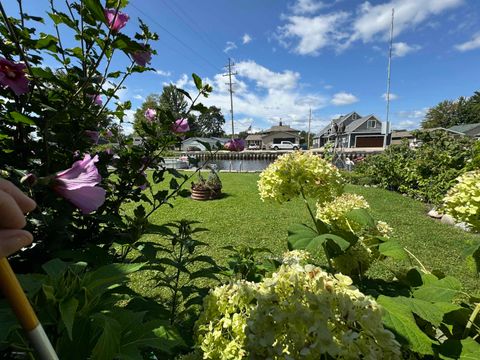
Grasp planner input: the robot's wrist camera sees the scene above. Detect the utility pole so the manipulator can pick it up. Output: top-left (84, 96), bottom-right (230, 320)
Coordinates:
top-left (223, 58), bottom-right (237, 139)
top-left (384, 8), bottom-right (394, 148)
top-left (307, 108), bottom-right (312, 150)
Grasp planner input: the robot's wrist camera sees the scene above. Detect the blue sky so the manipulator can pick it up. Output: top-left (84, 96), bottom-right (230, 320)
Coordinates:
top-left (5, 0), bottom-right (480, 134)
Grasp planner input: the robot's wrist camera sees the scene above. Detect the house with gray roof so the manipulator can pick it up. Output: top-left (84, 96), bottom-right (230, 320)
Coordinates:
top-left (245, 121), bottom-right (301, 149)
top-left (313, 112), bottom-right (387, 148)
top-left (448, 123), bottom-right (480, 139)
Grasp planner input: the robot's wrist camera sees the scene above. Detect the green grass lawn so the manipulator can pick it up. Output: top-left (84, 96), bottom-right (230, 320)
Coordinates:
top-left (132, 172), bottom-right (479, 293)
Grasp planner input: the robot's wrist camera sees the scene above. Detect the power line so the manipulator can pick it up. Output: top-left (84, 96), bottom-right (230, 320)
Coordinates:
top-left (223, 58), bottom-right (237, 137)
top-left (129, 2), bottom-right (222, 73)
top-left (158, 0), bottom-right (225, 59)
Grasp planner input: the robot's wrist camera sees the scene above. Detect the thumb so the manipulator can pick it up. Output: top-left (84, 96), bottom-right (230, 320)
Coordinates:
top-left (0, 230), bottom-right (33, 258)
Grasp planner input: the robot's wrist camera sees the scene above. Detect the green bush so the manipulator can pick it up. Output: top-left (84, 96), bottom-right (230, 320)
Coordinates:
top-left (354, 132), bottom-right (477, 204)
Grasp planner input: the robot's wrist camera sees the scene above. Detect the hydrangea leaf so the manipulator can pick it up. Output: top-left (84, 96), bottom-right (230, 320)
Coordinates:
top-left (287, 223), bottom-right (318, 250)
top-left (379, 240), bottom-right (408, 260)
top-left (413, 276), bottom-right (462, 303)
top-left (378, 295), bottom-right (435, 355)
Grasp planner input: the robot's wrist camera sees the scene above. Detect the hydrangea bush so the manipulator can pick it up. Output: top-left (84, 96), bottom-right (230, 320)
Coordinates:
top-left (443, 170), bottom-right (480, 232)
top-left (195, 259), bottom-right (401, 360)
top-left (258, 152), bottom-right (344, 204)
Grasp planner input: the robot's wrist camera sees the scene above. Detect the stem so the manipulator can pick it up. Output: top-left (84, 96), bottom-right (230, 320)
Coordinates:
top-left (300, 189), bottom-right (333, 268)
top-left (463, 303), bottom-right (480, 338)
top-left (170, 235), bottom-right (185, 324)
top-left (404, 247), bottom-right (430, 274)
top-left (80, 0), bottom-right (86, 77)
top-left (49, 0), bottom-right (69, 72)
top-left (0, 2), bottom-right (37, 86)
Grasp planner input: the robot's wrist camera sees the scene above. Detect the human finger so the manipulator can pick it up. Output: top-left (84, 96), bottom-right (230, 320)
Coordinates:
top-left (0, 229), bottom-right (33, 258)
top-left (0, 190), bottom-right (28, 229)
top-left (0, 178), bottom-right (36, 214)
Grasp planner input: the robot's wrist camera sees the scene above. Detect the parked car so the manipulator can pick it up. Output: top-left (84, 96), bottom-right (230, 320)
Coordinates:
top-left (270, 141), bottom-right (300, 151)
top-left (248, 144), bottom-right (260, 150)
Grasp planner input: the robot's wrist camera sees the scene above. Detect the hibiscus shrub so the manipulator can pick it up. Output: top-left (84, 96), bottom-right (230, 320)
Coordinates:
top-left (0, 1), bottom-right (221, 358)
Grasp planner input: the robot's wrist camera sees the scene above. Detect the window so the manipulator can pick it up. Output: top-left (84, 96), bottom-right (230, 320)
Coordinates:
top-left (367, 120), bottom-right (376, 128)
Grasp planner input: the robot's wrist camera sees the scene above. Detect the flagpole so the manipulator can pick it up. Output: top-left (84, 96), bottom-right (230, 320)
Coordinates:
top-left (383, 8), bottom-right (394, 148)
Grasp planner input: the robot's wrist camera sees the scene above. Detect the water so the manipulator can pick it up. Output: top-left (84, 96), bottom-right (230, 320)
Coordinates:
top-left (199, 159), bottom-right (273, 172)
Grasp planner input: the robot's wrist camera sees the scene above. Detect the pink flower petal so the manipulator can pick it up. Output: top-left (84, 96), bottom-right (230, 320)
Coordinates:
top-left (55, 154), bottom-right (101, 190)
top-left (56, 186), bottom-right (106, 214)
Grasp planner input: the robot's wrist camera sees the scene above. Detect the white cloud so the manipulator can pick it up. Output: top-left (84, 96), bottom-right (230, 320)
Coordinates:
top-left (235, 60), bottom-right (300, 90)
top-left (277, 0), bottom-right (463, 55)
top-left (393, 108), bottom-right (428, 129)
top-left (291, 0), bottom-right (326, 15)
top-left (277, 12), bottom-right (349, 55)
top-left (174, 74), bottom-right (189, 88)
top-left (224, 41), bottom-right (237, 53)
top-left (382, 93), bottom-right (398, 101)
top-left (242, 33), bottom-right (252, 44)
top-left (351, 0), bottom-right (463, 43)
top-left (392, 42), bottom-right (421, 57)
top-left (133, 94), bottom-right (144, 101)
top-left (174, 60), bottom-right (328, 131)
top-left (121, 109), bottom-right (135, 135)
top-left (331, 92), bottom-right (358, 106)
top-left (154, 69), bottom-right (172, 77)
top-left (455, 33), bottom-right (480, 52)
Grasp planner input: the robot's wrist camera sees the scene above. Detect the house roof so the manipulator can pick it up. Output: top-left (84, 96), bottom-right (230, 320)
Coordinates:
top-left (448, 123), bottom-right (480, 136)
top-left (344, 115), bottom-right (379, 133)
top-left (391, 130), bottom-right (413, 138)
top-left (245, 134), bottom-right (263, 141)
top-left (317, 111), bottom-right (363, 136)
top-left (263, 122), bottom-right (300, 134)
top-left (182, 137), bottom-right (229, 144)
top-left (424, 127), bottom-right (466, 136)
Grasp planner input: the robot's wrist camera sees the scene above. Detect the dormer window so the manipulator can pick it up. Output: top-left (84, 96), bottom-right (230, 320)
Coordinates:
top-left (367, 120), bottom-right (376, 128)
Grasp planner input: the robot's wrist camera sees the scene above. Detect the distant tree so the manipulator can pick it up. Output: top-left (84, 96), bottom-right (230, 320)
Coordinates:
top-left (196, 106), bottom-right (226, 137)
top-left (159, 84), bottom-right (189, 116)
top-left (133, 85), bottom-right (197, 136)
top-left (299, 130), bottom-right (313, 147)
top-left (237, 131), bottom-right (249, 139)
top-left (133, 94), bottom-right (161, 135)
top-left (422, 91), bottom-right (480, 129)
top-left (421, 99), bottom-right (462, 129)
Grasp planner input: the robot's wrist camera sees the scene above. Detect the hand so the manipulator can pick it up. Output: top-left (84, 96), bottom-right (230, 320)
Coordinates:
top-left (0, 179), bottom-right (36, 258)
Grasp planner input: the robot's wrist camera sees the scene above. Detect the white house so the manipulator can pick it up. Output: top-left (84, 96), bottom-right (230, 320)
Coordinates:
top-left (181, 137), bottom-right (230, 151)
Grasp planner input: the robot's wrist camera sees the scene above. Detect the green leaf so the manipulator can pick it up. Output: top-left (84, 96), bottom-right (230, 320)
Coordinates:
top-left (378, 295), bottom-right (435, 355)
top-left (437, 338), bottom-right (480, 360)
top-left (192, 73), bottom-right (203, 91)
top-left (0, 306), bottom-right (18, 342)
top-left (287, 223), bottom-right (318, 250)
top-left (83, 263), bottom-right (144, 295)
top-left (320, 234), bottom-right (350, 253)
top-left (35, 35), bottom-right (58, 51)
top-left (59, 297), bottom-right (79, 340)
top-left (345, 208), bottom-right (375, 228)
top-left (106, 0), bottom-right (129, 8)
top-left (413, 276), bottom-right (462, 303)
top-left (84, 0), bottom-right (105, 23)
top-left (9, 112), bottom-right (35, 125)
top-left (176, 88), bottom-right (192, 101)
top-left (396, 297), bottom-right (460, 327)
top-left (91, 314), bottom-right (121, 360)
top-left (460, 338), bottom-right (480, 360)
top-left (379, 241), bottom-right (408, 260)
top-left (42, 258), bottom-right (67, 279)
